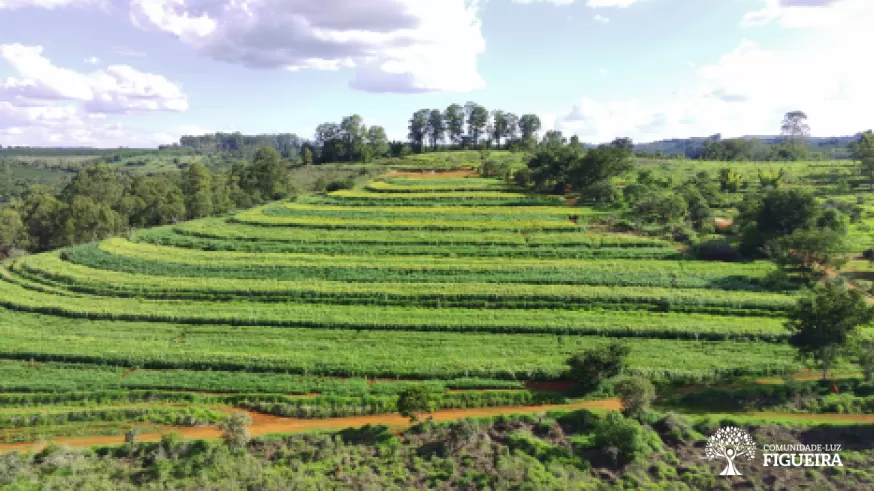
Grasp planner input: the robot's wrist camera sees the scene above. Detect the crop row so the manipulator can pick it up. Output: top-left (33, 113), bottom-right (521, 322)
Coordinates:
top-left (232, 390), bottom-right (566, 419)
top-left (0, 405), bottom-right (222, 429)
top-left (168, 218), bottom-right (671, 248)
top-left (365, 180), bottom-right (515, 193)
top-left (231, 208), bottom-right (585, 231)
top-left (138, 230), bottom-right (681, 259)
top-left (383, 177), bottom-right (505, 187)
top-left (0, 360), bottom-right (520, 396)
top-left (11, 254), bottom-right (797, 314)
top-left (301, 194), bottom-right (566, 207)
top-left (98, 238), bottom-right (705, 272)
top-left (0, 308), bottom-right (803, 382)
top-left (0, 274), bottom-right (797, 340)
top-left (281, 202), bottom-right (581, 216)
top-left (66, 243), bottom-right (774, 291)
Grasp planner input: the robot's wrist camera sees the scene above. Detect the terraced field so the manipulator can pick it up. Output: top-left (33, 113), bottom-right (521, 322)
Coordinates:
top-left (0, 169), bottom-right (841, 445)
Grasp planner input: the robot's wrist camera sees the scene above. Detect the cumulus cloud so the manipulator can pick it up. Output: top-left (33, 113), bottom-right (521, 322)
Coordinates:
top-left (0, 45), bottom-right (190, 147)
top-left (542, 29), bottom-right (874, 143)
top-left (84, 56), bottom-right (100, 64)
top-left (0, 103), bottom-right (202, 147)
top-left (593, 14), bottom-right (610, 23)
top-left (129, 0), bottom-right (486, 93)
top-left (0, 44), bottom-right (188, 113)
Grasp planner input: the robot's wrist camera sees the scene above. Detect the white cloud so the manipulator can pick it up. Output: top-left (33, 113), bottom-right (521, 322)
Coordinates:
top-left (84, 56), bottom-right (100, 64)
top-left (593, 14), bottom-right (610, 23)
top-left (599, 68), bottom-right (608, 74)
top-left (0, 0), bottom-right (98, 9)
top-left (0, 45), bottom-right (190, 147)
top-left (0, 44), bottom-right (188, 113)
top-left (586, 0), bottom-right (643, 7)
top-left (130, 0), bottom-right (486, 93)
top-left (542, 29), bottom-right (874, 143)
top-left (0, 104), bottom-right (203, 147)
top-left (741, 0), bottom-right (865, 29)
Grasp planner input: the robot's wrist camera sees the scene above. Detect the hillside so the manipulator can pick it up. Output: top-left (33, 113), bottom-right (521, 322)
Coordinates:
top-left (1, 153), bottom-right (874, 488)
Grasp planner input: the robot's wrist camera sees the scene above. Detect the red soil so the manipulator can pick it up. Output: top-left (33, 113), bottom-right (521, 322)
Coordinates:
top-left (714, 217), bottom-right (733, 230)
top-left (0, 399), bottom-right (620, 453)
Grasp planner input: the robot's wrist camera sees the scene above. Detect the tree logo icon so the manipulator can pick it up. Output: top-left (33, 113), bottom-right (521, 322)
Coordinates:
top-left (705, 426), bottom-right (757, 476)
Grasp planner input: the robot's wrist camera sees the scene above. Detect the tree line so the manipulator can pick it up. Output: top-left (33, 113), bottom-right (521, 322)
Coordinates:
top-left (0, 147), bottom-right (292, 257)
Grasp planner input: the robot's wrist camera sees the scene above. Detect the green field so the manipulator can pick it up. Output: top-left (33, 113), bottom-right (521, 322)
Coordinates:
top-left (0, 158), bottom-right (870, 452)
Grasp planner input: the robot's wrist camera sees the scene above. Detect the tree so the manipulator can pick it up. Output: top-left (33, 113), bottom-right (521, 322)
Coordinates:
top-left (251, 146), bottom-right (288, 200)
top-left (853, 339), bottom-right (874, 383)
top-left (300, 146), bottom-right (314, 165)
top-left (218, 411), bottom-right (252, 451)
top-left (781, 111), bottom-right (810, 140)
top-left (408, 109), bottom-right (429, 153)
top-left (851, 131), bottom-right (874, 188)
top-left (718, 168), bottom-right (742, 192)
top-left (443, 104), bottom-right (466, 147)
top-left (568, 140), bottom-right (634, 191)
top-left (504, 113), bottom-right (519, 144)
top-left (465, 103), bottom-right (489, 145)
top-left (314, 122), bottom-right (343, 163)
top-left (785, 281), bottom-right (874, 380)
top-left (366, 126), bottom-right (390, 158)
top-left (566, 342), bottom-right (630, 392)
top-left (340, 114), bottom-right (366, 162)
top-left (735, 188), bottom-right (828, 257)
top-left (614, 376), bottom-right (656, 418)
top-left (491, 110), bottom-right (508, 148)
top-left (540, 130), bottom-right (566, 148)
top-left (765, 228), bottom-right (847, 281)
top-left (518, 114), bottom-right (542, 142)
top-left (211, 173), bottom-right (233, 215)
top-left (397, 386), bottom-right (434, 423)
top-left (182, 162), bottom-right (213, 219)
top-left (426, 109), bottom-right (446, 151)
top-left (0, 207), bottom-right (26, 256)
top-left (632, 190), bottom-right (688, 224)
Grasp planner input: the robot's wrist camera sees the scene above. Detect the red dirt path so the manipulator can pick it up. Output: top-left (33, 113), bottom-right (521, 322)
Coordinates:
top-left (0, 399), bottom-right (621, 453)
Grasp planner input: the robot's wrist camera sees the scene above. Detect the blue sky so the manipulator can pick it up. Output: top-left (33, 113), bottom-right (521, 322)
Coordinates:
top-left (0, 0), bottom-right (870, 147)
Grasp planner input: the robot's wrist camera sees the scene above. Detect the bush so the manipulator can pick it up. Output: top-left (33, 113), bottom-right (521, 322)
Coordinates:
top-left (593, 412), bottom-right (655, 466)
top-left (514, 168), bottom-right (533, 187)
top-left (218, 412), bottom-right (252, 451)
top-left (397, 386), bottom-right (434, 422)
top-left (692, 239), bottom-right (741, 262)
top-left (614, 376), bottom-right (656, 418)
top-left (566, 343), bottom-right (630, 393)
top-left (325, 179), bottom-right (354, 192)
top-left (581, 180), bottom-right (621, 204)
top-left (655, 412), bottom-right (694, 443)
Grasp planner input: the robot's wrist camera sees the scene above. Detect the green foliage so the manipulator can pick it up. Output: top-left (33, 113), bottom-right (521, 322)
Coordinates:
top-left (567, 343), bottom-right (630, 392)
top-left (614, 376), bottom-right (656, 418)
top-left (593, 411), bottom-right (657, 465)
top-left (736, 188), bottom-right (837, 257)
top-left (218, 411), bottom-right (252, 450)
top-left (397, 386), bottom-right (434, 422)
top-left (632, 190), bottom-right (688, 224)
top-left (786, 281), bottom-right (874, 379)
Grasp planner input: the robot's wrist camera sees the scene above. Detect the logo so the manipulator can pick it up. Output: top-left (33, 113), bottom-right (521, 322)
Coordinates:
top-left (705, 426), bottom-right (757, 476)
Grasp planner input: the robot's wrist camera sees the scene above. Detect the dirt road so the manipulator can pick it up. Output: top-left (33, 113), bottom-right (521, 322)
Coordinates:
top-left (0, 399), bottom-right (621, 453)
